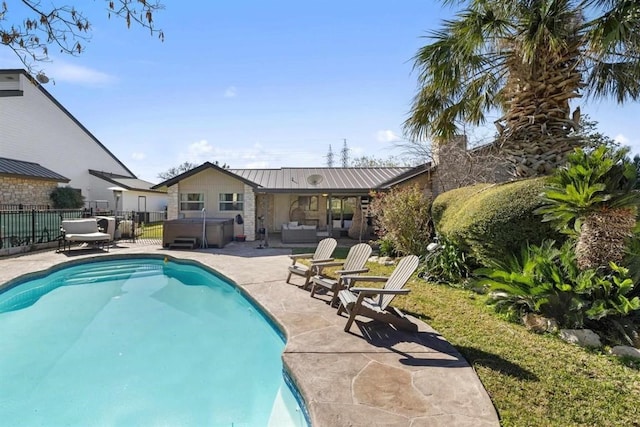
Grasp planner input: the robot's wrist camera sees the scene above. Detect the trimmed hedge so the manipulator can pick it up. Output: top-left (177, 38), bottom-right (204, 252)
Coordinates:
top-left (432, 177), bottom-right (564, 266)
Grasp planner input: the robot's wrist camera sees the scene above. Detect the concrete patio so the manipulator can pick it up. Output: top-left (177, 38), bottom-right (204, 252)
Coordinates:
top-left (0, 241), bottom-right (500, 426)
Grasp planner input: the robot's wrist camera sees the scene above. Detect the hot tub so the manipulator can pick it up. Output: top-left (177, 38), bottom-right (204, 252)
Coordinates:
top-left (162, 218), bottom-right (234, 248)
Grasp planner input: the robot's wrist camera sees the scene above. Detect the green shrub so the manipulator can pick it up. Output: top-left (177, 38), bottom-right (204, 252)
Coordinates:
top-left (432, 177), bottom-right (564, 266)
top-left (50, 186), bottom-right (85, 209)
top-left (419, 235), bottom-right (474, 285)
top-left (369, 184), bottom-right (433, 256)
top-left (377, 237), bottom-right (399, 257)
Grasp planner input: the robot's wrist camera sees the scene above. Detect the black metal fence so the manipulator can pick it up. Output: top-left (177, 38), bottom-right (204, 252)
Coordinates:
top-left (0, 208), bottom-right (166, 252)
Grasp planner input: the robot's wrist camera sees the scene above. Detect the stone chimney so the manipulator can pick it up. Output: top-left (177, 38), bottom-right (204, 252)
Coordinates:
top-left (432, 135), bottom-right (469, 195)
top-left (432, 135), bottom-right (468, 166)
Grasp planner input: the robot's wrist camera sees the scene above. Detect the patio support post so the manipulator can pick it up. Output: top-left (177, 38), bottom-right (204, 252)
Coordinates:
top-left (264, 194), bottom-right (269, 247)
top-left (328, 194), bottom-right (333, 237)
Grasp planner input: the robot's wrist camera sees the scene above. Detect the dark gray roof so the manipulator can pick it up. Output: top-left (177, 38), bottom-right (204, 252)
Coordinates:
top-left (230, 167), bottom-right (414, 193)
top-left (89, 170), bottom-right (166, 194)
top-left (0, 157), bottom-right (69, 182)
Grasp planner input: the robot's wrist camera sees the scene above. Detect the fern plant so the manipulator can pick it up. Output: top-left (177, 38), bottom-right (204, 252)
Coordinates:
top-left (477, 240), bottom-right (640, 329)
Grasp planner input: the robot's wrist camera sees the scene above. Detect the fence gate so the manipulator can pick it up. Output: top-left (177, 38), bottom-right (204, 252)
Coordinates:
top-left (117, 210), bottom-right (166, 246)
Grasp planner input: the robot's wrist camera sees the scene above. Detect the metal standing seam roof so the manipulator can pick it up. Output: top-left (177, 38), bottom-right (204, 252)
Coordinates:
top-left (0, 157), bottom-right (69, 182)
top-left (88, 170), bottom-right (165, 193)
top-left (229, 167), bottom-right (413, 192)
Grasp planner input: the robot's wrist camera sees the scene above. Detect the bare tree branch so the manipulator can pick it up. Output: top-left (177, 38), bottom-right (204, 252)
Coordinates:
top-left (1, 1), bottom-right (164, 76)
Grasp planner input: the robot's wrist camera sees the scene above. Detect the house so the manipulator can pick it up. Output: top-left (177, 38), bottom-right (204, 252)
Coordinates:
top-left (153, 162), bottom-right (432, 242)
top-left (0, 69), bottom-right (166, 211)
top-left (88, 170), bottom-right (167, 214)
top-left (0, 157), bottom-right (70, 208)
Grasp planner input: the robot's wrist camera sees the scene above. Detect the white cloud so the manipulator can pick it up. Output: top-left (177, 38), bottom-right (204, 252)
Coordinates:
top-left (245, 161), bottom-right (270, 168)
top-left (376, 129), bottom-right (401, 143)
top-left (614, 134), bottom-right (630, 145)
top-left (46, 61), bottom-right (115, 86)
top-left (185, 140), bottom-right (216, 163)
top-left (350, 146), bottom-right (365, 157)
top-left (180, 140), bottom-right (280, 168)
top-left (0, 53), bottom-right (114, 86)
top-left (224, 86), bottom-right (237, 98)
top-left (131, 152), bottom-right (146, 161)
top-left (615, 133), bottom-right (640, 157)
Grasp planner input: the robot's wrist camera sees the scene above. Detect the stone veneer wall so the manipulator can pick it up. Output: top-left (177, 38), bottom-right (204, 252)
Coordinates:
top-left (0, 176), bottom-right (57, 206)
top-left (243, 184), bottom-right (256, 241)
top-left (167, 185), bottom-right (179, 220)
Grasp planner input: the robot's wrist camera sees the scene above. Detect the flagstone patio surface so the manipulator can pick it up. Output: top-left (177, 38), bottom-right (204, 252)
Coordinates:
top-left (0, 241), bottom-right (500, 426)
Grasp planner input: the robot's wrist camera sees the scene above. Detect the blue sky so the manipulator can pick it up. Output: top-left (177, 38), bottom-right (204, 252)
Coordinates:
top-left (3, 1), bottom-right (640, 183)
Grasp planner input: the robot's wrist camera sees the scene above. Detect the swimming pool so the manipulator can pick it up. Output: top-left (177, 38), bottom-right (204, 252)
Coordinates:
top-left (0, 257), bottom-right (309, 426)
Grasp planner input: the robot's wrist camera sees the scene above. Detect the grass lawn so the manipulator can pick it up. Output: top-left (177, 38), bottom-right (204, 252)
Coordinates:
top-left (310, 254), bottom-right (640, 426)
top-left (138, 223), bottom-right (163, 239)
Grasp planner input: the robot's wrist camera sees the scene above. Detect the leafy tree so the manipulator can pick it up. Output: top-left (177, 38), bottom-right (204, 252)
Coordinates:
top-left (1, 1), bottom-right (164, 75)
top-left (50, 186), bottom-right (84, 208)
top-left (633, 155), bottom-right (640, 189)
top-left (157, 160), bottom-right (228, 180)
top-left (405, 0), bottom-right (640, 178)
top-left (157, 161), bottom-right (197, 180)
top-left (350, 155), bottom-right (408, 167)
top-left (369, 185), bottom-right (433, 256)
top-left (576, 114), bottom-right (619, 152)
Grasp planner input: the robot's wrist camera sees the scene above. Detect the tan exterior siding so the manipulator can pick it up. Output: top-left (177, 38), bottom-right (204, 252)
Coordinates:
top-left (394, 173), bottom-right (434, 199)
top-left (168, 169), bottom-right (255, 240)
top-left (179, 169), bottom-right (245, 218)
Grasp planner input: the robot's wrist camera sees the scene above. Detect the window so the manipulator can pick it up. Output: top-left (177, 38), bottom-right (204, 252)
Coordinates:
top-left (219, 193), bottom-right (244, 211)
top-left (180, 193), bottom-right (204, 211)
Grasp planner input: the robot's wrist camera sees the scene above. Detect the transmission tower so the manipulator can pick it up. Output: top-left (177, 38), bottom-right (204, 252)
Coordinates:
top-left (341, 138), bottom-right (350, 167)
top-left (326, 144), bottom-right (334, 167)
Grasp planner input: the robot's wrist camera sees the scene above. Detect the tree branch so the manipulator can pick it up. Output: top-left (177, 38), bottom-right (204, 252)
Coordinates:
top-left (0, 1), bottom-right (164, 75)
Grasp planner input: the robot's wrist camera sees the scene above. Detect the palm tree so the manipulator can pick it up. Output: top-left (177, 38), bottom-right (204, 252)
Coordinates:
top-left (405, 0), bottom-right (640, 177)
top-left (536, 146), bottom-right (640, 270)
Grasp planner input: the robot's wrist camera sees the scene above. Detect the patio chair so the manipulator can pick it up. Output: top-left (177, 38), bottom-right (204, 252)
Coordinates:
top-left (286, 237), bottom-right (337, 288)
top-left (337, 255), bottom-right (420, 332)
top-left (309, 243), bottom-right (372, 306)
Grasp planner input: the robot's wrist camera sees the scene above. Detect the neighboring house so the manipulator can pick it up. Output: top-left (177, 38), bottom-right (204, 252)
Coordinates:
top-left (153, 162), bottom-right (432, 241)
top-left (0, 69), bottom-right (166, 211)
top-left (88, 170), bottom-right (167, 213)
top-left (0, 157), bottom-right (70, 208)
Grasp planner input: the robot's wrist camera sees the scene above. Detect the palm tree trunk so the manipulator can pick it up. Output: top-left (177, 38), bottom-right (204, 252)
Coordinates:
top-left (575, 208), bottom-right (636, 270)
top-left (497, 40), bottom-right (583, 177)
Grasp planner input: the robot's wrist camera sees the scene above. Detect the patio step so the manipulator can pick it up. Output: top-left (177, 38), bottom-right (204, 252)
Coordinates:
top-left (168, 237), bottom-right (198, 250)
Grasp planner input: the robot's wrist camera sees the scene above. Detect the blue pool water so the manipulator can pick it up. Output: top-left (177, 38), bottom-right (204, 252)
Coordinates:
top-left (0, 258), bottom-right (309, 426)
